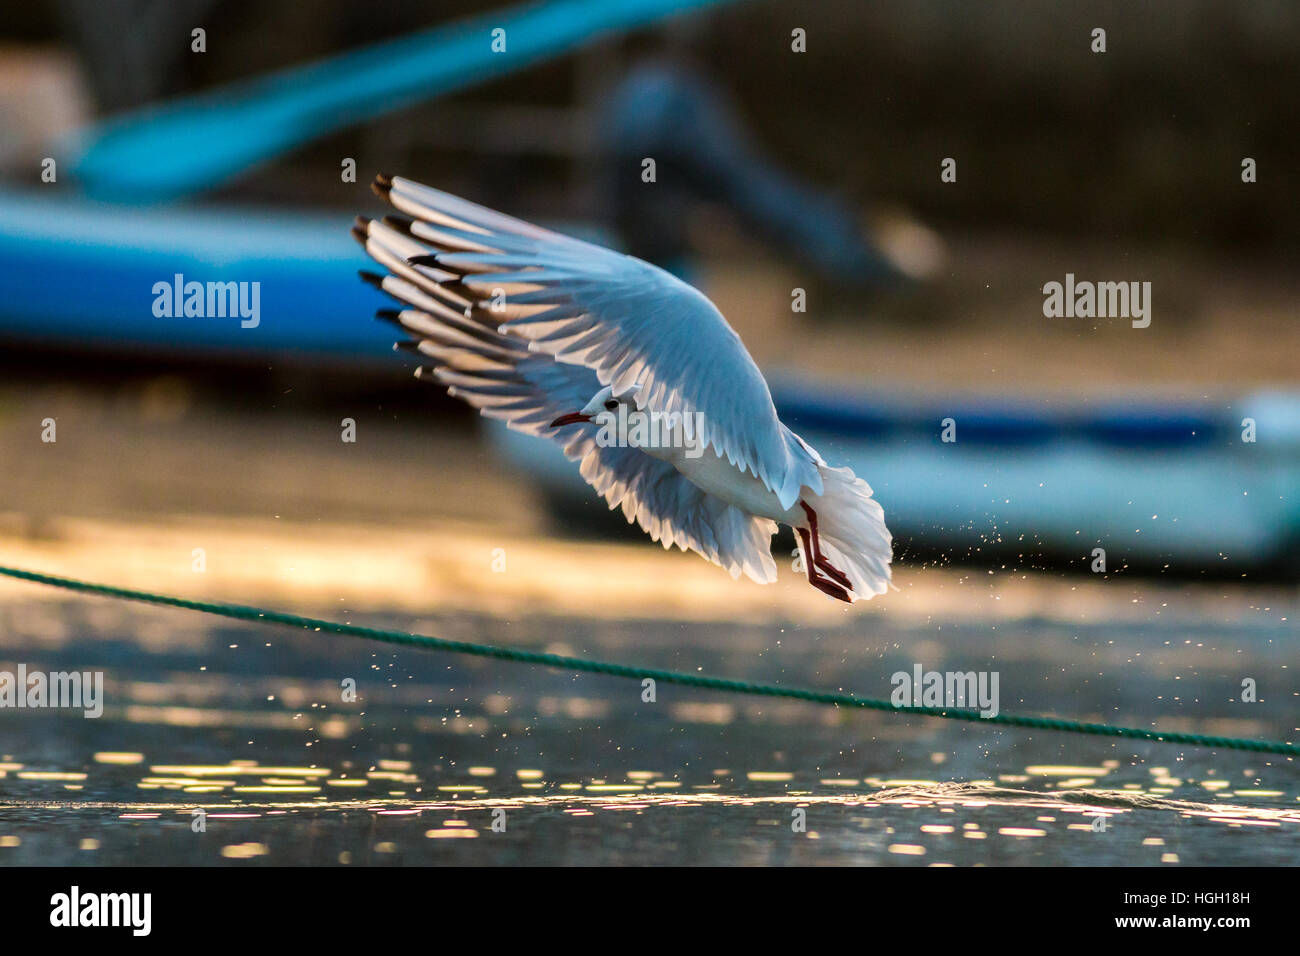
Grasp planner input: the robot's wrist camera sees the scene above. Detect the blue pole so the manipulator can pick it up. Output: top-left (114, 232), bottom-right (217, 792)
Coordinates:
top-left (68, 0), bottom-right (741, 203)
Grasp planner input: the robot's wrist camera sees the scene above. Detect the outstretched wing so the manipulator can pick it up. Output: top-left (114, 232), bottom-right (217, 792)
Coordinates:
top-left (369, 174), bottom-right (822, 510)
top-left (579, 446), bottom-right (778, 584)
top-left (353, 205), bottom-right (778, 583)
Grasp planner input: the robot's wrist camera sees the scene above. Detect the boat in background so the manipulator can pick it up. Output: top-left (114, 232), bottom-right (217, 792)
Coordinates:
top-left (0, 188), bottom-right (393, 362)
top-left (2, 185), bottom-right (1294, 575)
top-left (490, 382), bottom-right (1300, 575)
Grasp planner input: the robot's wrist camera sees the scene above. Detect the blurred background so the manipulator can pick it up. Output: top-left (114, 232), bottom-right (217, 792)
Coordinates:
top-left (1, 0), bottom-right (1296, 591)
top-left (0, 0), bottom-right (1297, 868)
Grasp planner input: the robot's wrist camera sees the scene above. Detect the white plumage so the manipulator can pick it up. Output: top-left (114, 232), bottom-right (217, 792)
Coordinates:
top-left (354, 174), bottom-right (892, 602)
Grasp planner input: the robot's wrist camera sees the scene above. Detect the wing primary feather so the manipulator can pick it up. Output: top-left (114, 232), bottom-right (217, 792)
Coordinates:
top-left (358, 175), bottom-right (818, 586)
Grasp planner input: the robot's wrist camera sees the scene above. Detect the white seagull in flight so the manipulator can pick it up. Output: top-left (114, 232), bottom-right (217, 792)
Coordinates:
top-left (353, 174), bottom-right (892, 602)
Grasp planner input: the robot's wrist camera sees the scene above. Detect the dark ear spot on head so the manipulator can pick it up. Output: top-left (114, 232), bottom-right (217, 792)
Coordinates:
top-left (604, 399), bottom-right (619, 411)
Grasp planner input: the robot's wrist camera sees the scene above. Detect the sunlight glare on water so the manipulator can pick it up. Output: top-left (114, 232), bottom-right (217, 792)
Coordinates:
top-left (0, 595), bottom-right (1296, 865)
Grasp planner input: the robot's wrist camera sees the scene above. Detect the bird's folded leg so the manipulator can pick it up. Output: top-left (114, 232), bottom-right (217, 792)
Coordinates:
top-left (799, 502), bottom-right (852, 589)
top-left (798, 527), bottom-right (851, 603)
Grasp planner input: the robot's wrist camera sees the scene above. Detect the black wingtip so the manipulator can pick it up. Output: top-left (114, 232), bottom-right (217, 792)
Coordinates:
top-left (394, 340), bottom-right (421, 353)
top-left (358, 270), bottom-right (386, 289)
top-left (441, 278), bottom-right (483, 301)
top-left (349, 225), bottom-right (367, 246)
top-left (375, 308), bottom-right (402, 325)
top-left (409, 253), bottom-right (471, 278)
top-left (371, 173), bottom-right (394, 199)
top-left (381, 214), bottom-right (414, 236)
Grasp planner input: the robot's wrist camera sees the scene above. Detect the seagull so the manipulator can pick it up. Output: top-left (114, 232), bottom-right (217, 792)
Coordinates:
top-left (353, 174), bottom-right (892, 602)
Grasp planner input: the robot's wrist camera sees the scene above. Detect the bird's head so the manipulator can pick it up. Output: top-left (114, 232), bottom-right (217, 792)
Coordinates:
top-left (550, 385), bottom-right (641, 428)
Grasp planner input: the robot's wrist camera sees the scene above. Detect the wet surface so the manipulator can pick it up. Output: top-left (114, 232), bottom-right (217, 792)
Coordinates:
top-left (0, 596), bottom-right (1296, 865)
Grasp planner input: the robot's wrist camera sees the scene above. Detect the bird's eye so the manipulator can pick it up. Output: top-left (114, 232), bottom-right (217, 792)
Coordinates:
top-left (604, 399), bottom-right (619, 411)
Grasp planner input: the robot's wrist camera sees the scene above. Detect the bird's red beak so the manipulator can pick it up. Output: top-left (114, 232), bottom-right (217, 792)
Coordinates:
top-left (550, 412), bottom-right (593, 427)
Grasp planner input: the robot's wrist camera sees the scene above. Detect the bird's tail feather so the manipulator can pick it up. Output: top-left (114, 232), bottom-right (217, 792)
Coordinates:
top-left (806, 464), bottom-right (893, 601)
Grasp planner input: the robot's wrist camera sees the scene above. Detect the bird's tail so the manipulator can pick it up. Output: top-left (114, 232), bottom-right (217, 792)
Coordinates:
top-left (803, 464), bottom-right (893, 601)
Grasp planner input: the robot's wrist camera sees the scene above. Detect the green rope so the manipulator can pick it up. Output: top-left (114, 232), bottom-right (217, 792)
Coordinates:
top-left (1, 563), bottom-right (1295, 756)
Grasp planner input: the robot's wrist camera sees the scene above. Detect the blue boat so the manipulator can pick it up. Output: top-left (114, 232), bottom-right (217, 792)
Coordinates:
top-left (490, 382), bottom-right (1300, 573)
